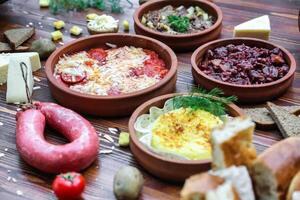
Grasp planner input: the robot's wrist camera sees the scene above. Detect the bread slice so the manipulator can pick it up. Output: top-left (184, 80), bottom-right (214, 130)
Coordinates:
top-left (181, 173), bottom-right (239, 200)
top-left (244, 106), bottom-right (300, 130)
top-left (287, 171), bottom-right (300, 200)
top-left (0, 42), bottom-right (29, 53)
top-left (210, 166), bottom-right (255, 200)
top-left (211, 117), bottom-right (257, 170)
top-left (4, 28), bottom-right (35, 49)
top-left (251, 137), bottom-right (300, 200)
top-left (266, 102), bottom-right (300, 137)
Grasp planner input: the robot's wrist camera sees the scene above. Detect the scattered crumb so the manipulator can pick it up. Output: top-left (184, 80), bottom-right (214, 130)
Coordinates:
top-left (29, 22), bottom-right (33, 26)
top-left (7, 176), bottom-right (11, 181)
top-left (99, 149), bottom-right (113, 154)
top-left (16, 190), bottom-right (23, 196)
top-left (111, 146), bottom-right (115, 150)
top-left (0, 122), bottom-right (3, 126)
top-left (12, 178), bottom-right (17, 183)
top-left (4, 148), bottom-right (8, 152)
top-left (103, 134), bottom-right (114, 143)
top-left (38, 22), bottom-right (42, 25)
top-left (58, 41), bottom-right (64, 45)
top-left (7, 170), bottom-right (11, 173)
top-left (0, 153), bottom-right (5, 158)
top-left (108, 127), bottom-right (120, 134)
top-left (26, 25), bottom-right (30, 28)
top-left (33, 86), bottom-right (41, 90)
top-left (34, 76), bottom-right (41, 82)
top-left (40, 25), bottom-right (44, 28)
top-left (98, 133), bottom-right (103, 137)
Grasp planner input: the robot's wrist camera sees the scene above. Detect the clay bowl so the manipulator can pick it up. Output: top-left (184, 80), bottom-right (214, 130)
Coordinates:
top-left (45, 34), bottom-right (177, 117)
top-left (128, 93), bottom-right (244, 182)
top-left (191, 38), bottom-right (297, 103)
top-left (133, 0), bottom-right (223, 52)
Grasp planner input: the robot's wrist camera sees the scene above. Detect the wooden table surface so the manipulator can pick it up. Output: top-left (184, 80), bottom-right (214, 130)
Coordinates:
top-left (0, 0), bottom-right (299, 199)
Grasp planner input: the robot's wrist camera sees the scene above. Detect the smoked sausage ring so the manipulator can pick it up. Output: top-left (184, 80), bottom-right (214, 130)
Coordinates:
top-left (16, 102), bottom-right (99, 173)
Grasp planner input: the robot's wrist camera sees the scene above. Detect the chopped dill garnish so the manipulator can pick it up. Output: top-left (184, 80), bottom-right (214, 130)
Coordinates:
top-left (172, 88), bottom-right (237, 116)
top-left (167, 15), bottom-right (190, 33)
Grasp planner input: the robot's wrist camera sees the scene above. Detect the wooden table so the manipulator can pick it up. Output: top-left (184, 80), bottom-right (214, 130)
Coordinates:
top-left (0, 0), bottom-right (299, 199)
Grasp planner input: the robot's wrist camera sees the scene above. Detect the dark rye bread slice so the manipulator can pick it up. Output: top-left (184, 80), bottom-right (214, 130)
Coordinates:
top-left (244, 106), bottom-right (300, 130)
top-left (4, 28), bottom-right (35, 49)
top-left (0, 42), bottom-right (29, 53)
top-left (267, 102), bottom-right (300, 138)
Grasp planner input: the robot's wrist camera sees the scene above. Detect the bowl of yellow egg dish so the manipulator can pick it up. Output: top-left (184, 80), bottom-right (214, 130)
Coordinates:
top-left (129, 92), bottom-right (244, 182)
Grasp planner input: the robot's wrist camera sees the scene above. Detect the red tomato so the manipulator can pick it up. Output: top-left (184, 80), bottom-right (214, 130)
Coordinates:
top-left (84, 60), bottom-right (94, 67)
top-left (60, 68), bottom-right (86, 84)
top-left (88, 48), bottom-right (107, 63)
top-left (52, 172), bottom-right (86, 200)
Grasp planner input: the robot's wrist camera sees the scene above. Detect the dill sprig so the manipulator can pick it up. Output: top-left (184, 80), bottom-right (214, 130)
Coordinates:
top-left (172, 88), bottom-right (237, 116)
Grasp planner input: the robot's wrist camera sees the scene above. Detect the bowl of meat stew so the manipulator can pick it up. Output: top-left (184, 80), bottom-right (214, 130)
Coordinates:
top-left (134, 0), bottom-right (223, 52)
top-left (191, 38), bottom-right (296, 103)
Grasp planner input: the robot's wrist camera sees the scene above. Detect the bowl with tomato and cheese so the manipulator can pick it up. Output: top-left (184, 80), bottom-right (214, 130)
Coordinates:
top-left (45, 34), bottom-right (177, 116)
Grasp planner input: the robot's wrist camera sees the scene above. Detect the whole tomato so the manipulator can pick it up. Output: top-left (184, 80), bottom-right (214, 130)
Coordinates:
top-left (52, 172), bottom-right (86, 200)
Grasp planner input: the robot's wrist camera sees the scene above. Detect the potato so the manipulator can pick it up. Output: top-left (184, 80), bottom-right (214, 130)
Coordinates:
top-left (30, 38), bottom-right (56, 59)
top-left (113, 166), bottom-right (144, 200)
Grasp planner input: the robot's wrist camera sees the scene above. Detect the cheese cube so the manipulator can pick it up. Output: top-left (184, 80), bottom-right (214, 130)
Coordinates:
top-left (0, 58), bottom-right (9, 85)
top-left (0, 52), bottom-right (41, 72)
top-left (70, 26), bottom-right (83, 36)
top-left (39, 0), bottom-right (49, 7)
top-left (234, 15), bottom-right (271, 40)
top-left (51, 31), bottom-right (63, 41)
top-left (53, 20), bottom-right (65, 30)
top-left (6, 57), bottom-right (34, 104)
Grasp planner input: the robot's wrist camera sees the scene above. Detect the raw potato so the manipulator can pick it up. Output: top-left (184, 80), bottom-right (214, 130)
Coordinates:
top-left (30, 38), bottom-right (56, 59)
top-left (114, 166), bottom-right (144, 200)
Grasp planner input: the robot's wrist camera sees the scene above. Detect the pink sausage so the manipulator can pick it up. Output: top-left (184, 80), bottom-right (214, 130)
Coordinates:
top-left (16, 102), bottom-right (99, 173)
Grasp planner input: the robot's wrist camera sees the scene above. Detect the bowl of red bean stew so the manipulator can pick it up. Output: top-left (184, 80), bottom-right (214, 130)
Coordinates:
top-left (191, 38), bottom-right (296, 103)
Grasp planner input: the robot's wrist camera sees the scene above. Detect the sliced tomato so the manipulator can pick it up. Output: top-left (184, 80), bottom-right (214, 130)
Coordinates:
top-left (129, 67), bottom-right (144, 77)
top-left (60, 70), bottom-right (86, 84)
top-left (84, 60), bottom-right (94, 67)
top-left (88, 48), bottom-right (107, 63)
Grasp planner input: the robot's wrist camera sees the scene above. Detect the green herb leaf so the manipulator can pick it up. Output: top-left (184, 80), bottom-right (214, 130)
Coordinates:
top-left (167, 15), bottom-right (190, 33)
top-left (172, 87), bottom-right (237, 116)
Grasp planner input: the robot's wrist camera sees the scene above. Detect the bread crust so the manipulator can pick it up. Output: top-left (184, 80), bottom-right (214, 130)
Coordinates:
top-left (252, 137), bottom-right (300, 200)
top-left (287, 171), bottom-right (300, 200)
top-left (181, 173), bottom-right (225, 200)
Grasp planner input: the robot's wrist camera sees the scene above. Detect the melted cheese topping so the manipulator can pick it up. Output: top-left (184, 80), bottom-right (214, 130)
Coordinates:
top-left (151, 107), bottom-right (223, 160)
top-left (54, 46), bottom-right (164, 95)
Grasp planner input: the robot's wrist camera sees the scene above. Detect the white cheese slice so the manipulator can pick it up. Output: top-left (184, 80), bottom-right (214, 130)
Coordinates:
top-left (0, 52), bottom-right (41, 72)
top-left (0, 57), bottom-right (9, 85)
top-left (6, 57), bottom-right (34, 104)
top-left (234, 15), bottom-right (271, 40)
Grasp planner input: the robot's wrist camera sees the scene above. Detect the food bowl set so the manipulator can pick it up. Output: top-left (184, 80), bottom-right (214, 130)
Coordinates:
top-left (45, 0), bottom-right (297, 183)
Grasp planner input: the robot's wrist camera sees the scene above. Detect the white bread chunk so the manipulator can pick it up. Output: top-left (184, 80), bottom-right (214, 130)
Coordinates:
top-left (211, 117), bottom-right (257, 170)
top-left (180, 173), bottom-right (239, 200)
top-left (210, 166), bottom-right (255, 200)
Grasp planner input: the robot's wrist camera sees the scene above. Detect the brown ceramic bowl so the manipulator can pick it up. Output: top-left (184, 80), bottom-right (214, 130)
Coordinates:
top-left (128, 93), bottom-right (244, 182)
top-left (45, 34), bottom-right (177, 117)
top-left (133, 0), bottom-right (223, 52)
top-left (191, 38), bottom-right (297, 103)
